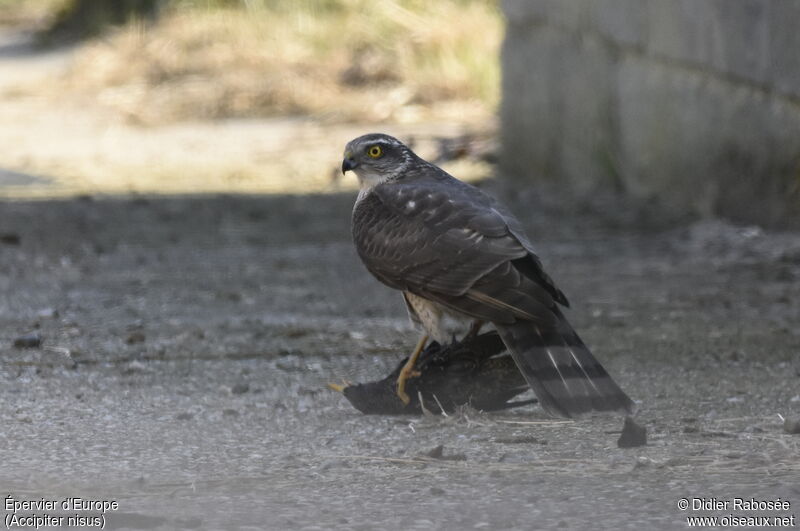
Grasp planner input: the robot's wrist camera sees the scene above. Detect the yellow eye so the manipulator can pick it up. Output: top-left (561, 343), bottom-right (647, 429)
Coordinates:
top-left (367, 145), bottom-right (383, 158)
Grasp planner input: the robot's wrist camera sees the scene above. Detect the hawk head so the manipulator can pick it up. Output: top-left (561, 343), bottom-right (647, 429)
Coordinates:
top-left (341, 133), bottom-right (415, 190)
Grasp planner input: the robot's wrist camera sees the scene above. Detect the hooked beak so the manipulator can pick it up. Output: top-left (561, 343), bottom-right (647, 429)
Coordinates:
top-left (341, 153), bottom-right (357, 174)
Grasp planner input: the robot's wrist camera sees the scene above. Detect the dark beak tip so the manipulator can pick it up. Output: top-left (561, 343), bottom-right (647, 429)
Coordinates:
top-left (341, 158), bottom-right (357, 175)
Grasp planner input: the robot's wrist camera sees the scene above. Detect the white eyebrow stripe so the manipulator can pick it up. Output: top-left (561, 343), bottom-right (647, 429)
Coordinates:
top-left (368, 138), bottom-right (402, 147)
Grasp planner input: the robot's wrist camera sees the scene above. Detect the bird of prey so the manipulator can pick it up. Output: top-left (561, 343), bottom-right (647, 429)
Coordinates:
top-left (341, 133), bottom-right (634, 418)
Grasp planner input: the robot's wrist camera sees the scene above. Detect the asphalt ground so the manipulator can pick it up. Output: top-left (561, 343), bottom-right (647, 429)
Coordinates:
top-left (1, 189), bottom-right (798, 530)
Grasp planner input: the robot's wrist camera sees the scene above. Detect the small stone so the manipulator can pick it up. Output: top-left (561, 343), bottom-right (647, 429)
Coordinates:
top-left (13, 333), bottom-right (42, 349)
top-left (0, 233), bottom-right (20, 245)
top-left (175, 412), bottom-right (193, 421)
top-left (125, 331), bottom-right (146, 345)
top-left (424, 444), bottom-right (466, 461)
top-left (618, 416), bottom-right (647, 448)
top-left (222, 408), bottom-right (239, 417)
top-left (426, 445), bottom-right (444, 458)
top-left (231, 382), bottom-right (250, 395)
top-left (36, 308), bottom-right (58, 319)
top-left (783, 416), bottom-right (800, 434)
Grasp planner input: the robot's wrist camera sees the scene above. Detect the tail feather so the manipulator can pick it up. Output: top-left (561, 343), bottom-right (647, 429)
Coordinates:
top-left (495, 311), bottom-right (634, 418)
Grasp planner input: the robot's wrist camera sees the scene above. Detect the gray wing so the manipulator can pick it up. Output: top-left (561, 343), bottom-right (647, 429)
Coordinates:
top-left (352, 176), bottom-right (566, 327)
top-left (352, 175), bottom-right (634, 418)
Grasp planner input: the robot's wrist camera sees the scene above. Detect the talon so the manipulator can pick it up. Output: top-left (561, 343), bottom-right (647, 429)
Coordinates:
top-left (396, 335), bottom-right (428, 405)
top-left (397, 382), bottom-right (411, 405)
top-left (396, 370), bottom-right (423, 404)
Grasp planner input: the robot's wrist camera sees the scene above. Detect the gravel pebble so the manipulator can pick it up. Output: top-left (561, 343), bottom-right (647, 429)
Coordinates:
top-left (13, 333), bottom-right (42, 349)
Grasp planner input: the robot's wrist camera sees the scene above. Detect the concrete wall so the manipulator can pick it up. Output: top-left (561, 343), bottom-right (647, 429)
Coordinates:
top-left (500, 0), bottom-right (800, 227)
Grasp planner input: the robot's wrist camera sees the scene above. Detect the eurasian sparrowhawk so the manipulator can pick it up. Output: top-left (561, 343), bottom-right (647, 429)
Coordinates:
top-left (341, 133), bottom-right (634, 418)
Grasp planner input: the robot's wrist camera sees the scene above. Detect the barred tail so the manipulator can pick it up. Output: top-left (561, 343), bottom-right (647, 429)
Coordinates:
top-left (495, 311), bottom-right (634, 418)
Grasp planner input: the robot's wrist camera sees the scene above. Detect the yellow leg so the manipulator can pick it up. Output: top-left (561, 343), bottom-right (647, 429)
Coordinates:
top-left (397, 334), bottom-right (428, 405)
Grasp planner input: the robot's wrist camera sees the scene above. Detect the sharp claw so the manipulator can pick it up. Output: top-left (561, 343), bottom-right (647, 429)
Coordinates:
top-left (396, 373), bottom-right (412, 405)
top-left (397, 385), bottom-right (411, 405)
top-left (396, 371), bottom-right (422, 405)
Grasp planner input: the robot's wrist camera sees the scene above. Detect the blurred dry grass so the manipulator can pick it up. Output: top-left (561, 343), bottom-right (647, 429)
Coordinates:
top-left (37, 0), bottom-right (501, 125)
top-left (0, 0), bottom-right (62, 24)
top-left (0, 0), bottom-right (499, 198)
